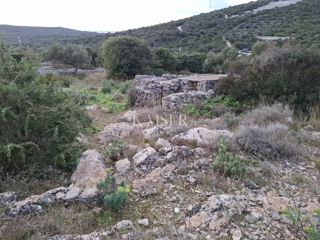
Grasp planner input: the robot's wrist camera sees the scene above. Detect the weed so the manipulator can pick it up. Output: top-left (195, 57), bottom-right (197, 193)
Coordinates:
top-left (282, 208), bottom-right (320, 239)
top-left (97, 168), bottom-right (130, 212)
top-left (213, 136), bottom-right (246, 177)
top-left (105, 137), bottom-right (129, 161)
top-left (221, 112), bottom-right (238, 129)
top-left (292, 172), bottom-right (305, 185)
top-left (181, 104), bottom-right (199, 118)
top-left (314, 159), bottom-right (320, 172)
top-left (101, 79), bottom-right (113, 93)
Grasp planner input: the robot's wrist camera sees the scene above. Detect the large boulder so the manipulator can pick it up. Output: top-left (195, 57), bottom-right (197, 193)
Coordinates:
top-left (133, 147), bottom-right (159, 167)
top-left (119, 110), bottom-right (139, 123)
top-left (171, 127), bottom-right (233, 145)
top-left (142, 126), bottom-right (170, 139)
top-left (71, 149), bottom-right (106, 190)
top-left (98, 122), bottom-right (135, 143)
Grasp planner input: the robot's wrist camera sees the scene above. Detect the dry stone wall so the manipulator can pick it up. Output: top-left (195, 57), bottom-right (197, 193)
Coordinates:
top-left (133, 74), bottom-right (225, 111)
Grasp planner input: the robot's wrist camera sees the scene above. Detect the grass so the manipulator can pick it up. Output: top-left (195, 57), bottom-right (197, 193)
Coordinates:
top-left (1, 203), bottom-right (107, 240)
top-left (292, 172), bottom-right (306, 186)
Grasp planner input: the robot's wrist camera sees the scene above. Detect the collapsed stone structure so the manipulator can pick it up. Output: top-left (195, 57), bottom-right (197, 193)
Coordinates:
top-left (133, 74), bottom-right (226, 111)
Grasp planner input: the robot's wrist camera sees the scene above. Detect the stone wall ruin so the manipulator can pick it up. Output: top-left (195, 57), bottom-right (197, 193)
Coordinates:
top-left (132, 74), bottom-right (226, 112)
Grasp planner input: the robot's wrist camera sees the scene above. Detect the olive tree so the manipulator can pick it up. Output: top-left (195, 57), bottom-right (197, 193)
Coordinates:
top-left (203, 47), bottom-right (238, 74)
top-left (100, 36), bottom-right (152, 79)
top-left (42, 43), bottom-right (92, 74)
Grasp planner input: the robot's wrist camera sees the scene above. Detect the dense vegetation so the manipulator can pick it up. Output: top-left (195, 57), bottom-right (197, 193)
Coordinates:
top-left (0, 38), bottom-right (91, 173)
top-left (217, 42), bottom-right (320, 112)
top-left (3, 0), bottom-right (319, 54)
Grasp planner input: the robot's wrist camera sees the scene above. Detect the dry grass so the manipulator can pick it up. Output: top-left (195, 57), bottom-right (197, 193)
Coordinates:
top-left (137, 106), bottom-right (164, 124)
top-left (1, 203), bottom-right (105, 240)
top-left (71, 71), bottom-right (106, 88)
top-left (236, 122), bottom-right (300, 161)
top-left (0, 174), bottom-right (70, 200)
top-left (241, 103), bottom-right (293, 126)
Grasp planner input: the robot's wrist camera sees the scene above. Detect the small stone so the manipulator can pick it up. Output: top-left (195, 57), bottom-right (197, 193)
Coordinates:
top-left (232, 229), bottom-right (243, 240)
top-left (115, 158), bottom-right (131, 173)
top-left (245, 215), bottom-right (254, 224)
top-left (64, 186), bottom-right (81, 201)
top-left (55, 192), bottom-right (65, 200)
top-left (138, 218), bottom-right (149, 226)
top-left (114, 220), bottom-right (134, 230)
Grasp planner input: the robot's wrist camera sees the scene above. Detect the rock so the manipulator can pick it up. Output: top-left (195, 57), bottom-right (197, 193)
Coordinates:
top-left (64, 187), bottom-right (81, 201)
top-left (133, 147), bottom-right (158, 167)
top-left (119, 110), bottom-right (139, 123)
top-left (138, 218), bottom-right (149, 226)
top-left (98, 122), bottom-right (135, 143)
top-left (79, 188), bottom-right (99, 202)
top-left (244, 179), bottom-right (259, 190)
top-left (71, 149), bottom-right (106, 189)
top-left (56, 192), bottom-right (65, 200)
top-left (155, 138), bottom-right (170, 148)
top-left (114, 220), bottom-right (134, 230)
top-left (184, 211), bottom-right (212, 229)
top-left (76, 133), bottom-right (89, 147)
top-left (172, 127), bottom-right (233, 145)
top-left (132, 163), bottom-right (175, 195)
top-left (116, 158), bottom-right (131, 173)
top-left (86, 104), bottom-right (106, 111)
top-left (142, 126), bottom-right (169, 139)
top-left (186, 203), bottom-right (202, 217)
top-left (163, 146), bottom-right (192, 164)
top-left (0, 192), bottom-right (17, 205)
top-left (232, 228), bottom-right (243, 240)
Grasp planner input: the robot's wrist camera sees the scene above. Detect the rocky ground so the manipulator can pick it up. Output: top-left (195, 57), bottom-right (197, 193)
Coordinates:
top-left (1, 103), bottom-right (320, 240)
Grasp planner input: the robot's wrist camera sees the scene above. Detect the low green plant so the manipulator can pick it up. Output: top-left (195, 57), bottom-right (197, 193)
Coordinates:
top-left (221, 112), bottom-right (238, 129)
top-left (97, 168), bottom-right (130, 212)
top-left (213, 136), bottom-right (246, 177)
top-left (105, 137), bottom-right (128, 161)
top-left (181, 104), bottom-right (199, 118)
top-left (101, 79), bottom-right (113, 93)
top-left (282, 208), bottom-right (320, 239)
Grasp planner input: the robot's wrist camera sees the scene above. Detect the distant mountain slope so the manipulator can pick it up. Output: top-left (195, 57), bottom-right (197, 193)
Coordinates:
top-left (0, 24), bottom-right (101, 47)
top-left (2, 0), bottom-right (319, 53)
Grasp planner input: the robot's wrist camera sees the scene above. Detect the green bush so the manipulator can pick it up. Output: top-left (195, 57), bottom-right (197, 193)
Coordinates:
top-left (0, 38), bottom-right (91, 172)
top-left (101, 79), bottom-right (113, 93)
top-left (100, 36), bottom-right (153, 79)
top-left (105, 137), bottom-right (128, 161)
top-left (97, 168), bottom-right (130, 212)
top-left (216, 44), bottom-right (320, 112)
top-left (213, 136), bottom-right (246, 177)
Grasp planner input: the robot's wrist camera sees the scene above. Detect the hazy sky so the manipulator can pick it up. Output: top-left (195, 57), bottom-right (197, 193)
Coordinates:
top-left (1, 0), bottom-right (254, 32)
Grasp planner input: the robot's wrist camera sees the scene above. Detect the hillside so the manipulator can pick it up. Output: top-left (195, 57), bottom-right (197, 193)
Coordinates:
top-left (0, 24), bottom-right (102, 49)
top-left (2, 0), bottom-right (320, 53)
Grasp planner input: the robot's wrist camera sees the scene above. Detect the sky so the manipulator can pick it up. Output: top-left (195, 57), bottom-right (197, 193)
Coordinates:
top-left (0, 0), bottom-right (255, 32)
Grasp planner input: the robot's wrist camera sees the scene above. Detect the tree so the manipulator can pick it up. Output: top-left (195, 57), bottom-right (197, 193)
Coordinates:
top-left (0, 38), bottom-right (91, 172)
top-left (152, 48), bottom-right (177, 72)
top-left (100, 36), bottom-right (152, 79)
top-left (251, 41), bottom-right (272, 56)
top-left (42, 43), bottom-right (92, 74)
top-left (216, 44), bottom-right (320, 111)
top-left (176, 53), bottom-right (207, 73)
top-left (203, 47), bottom-right (238, 74)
